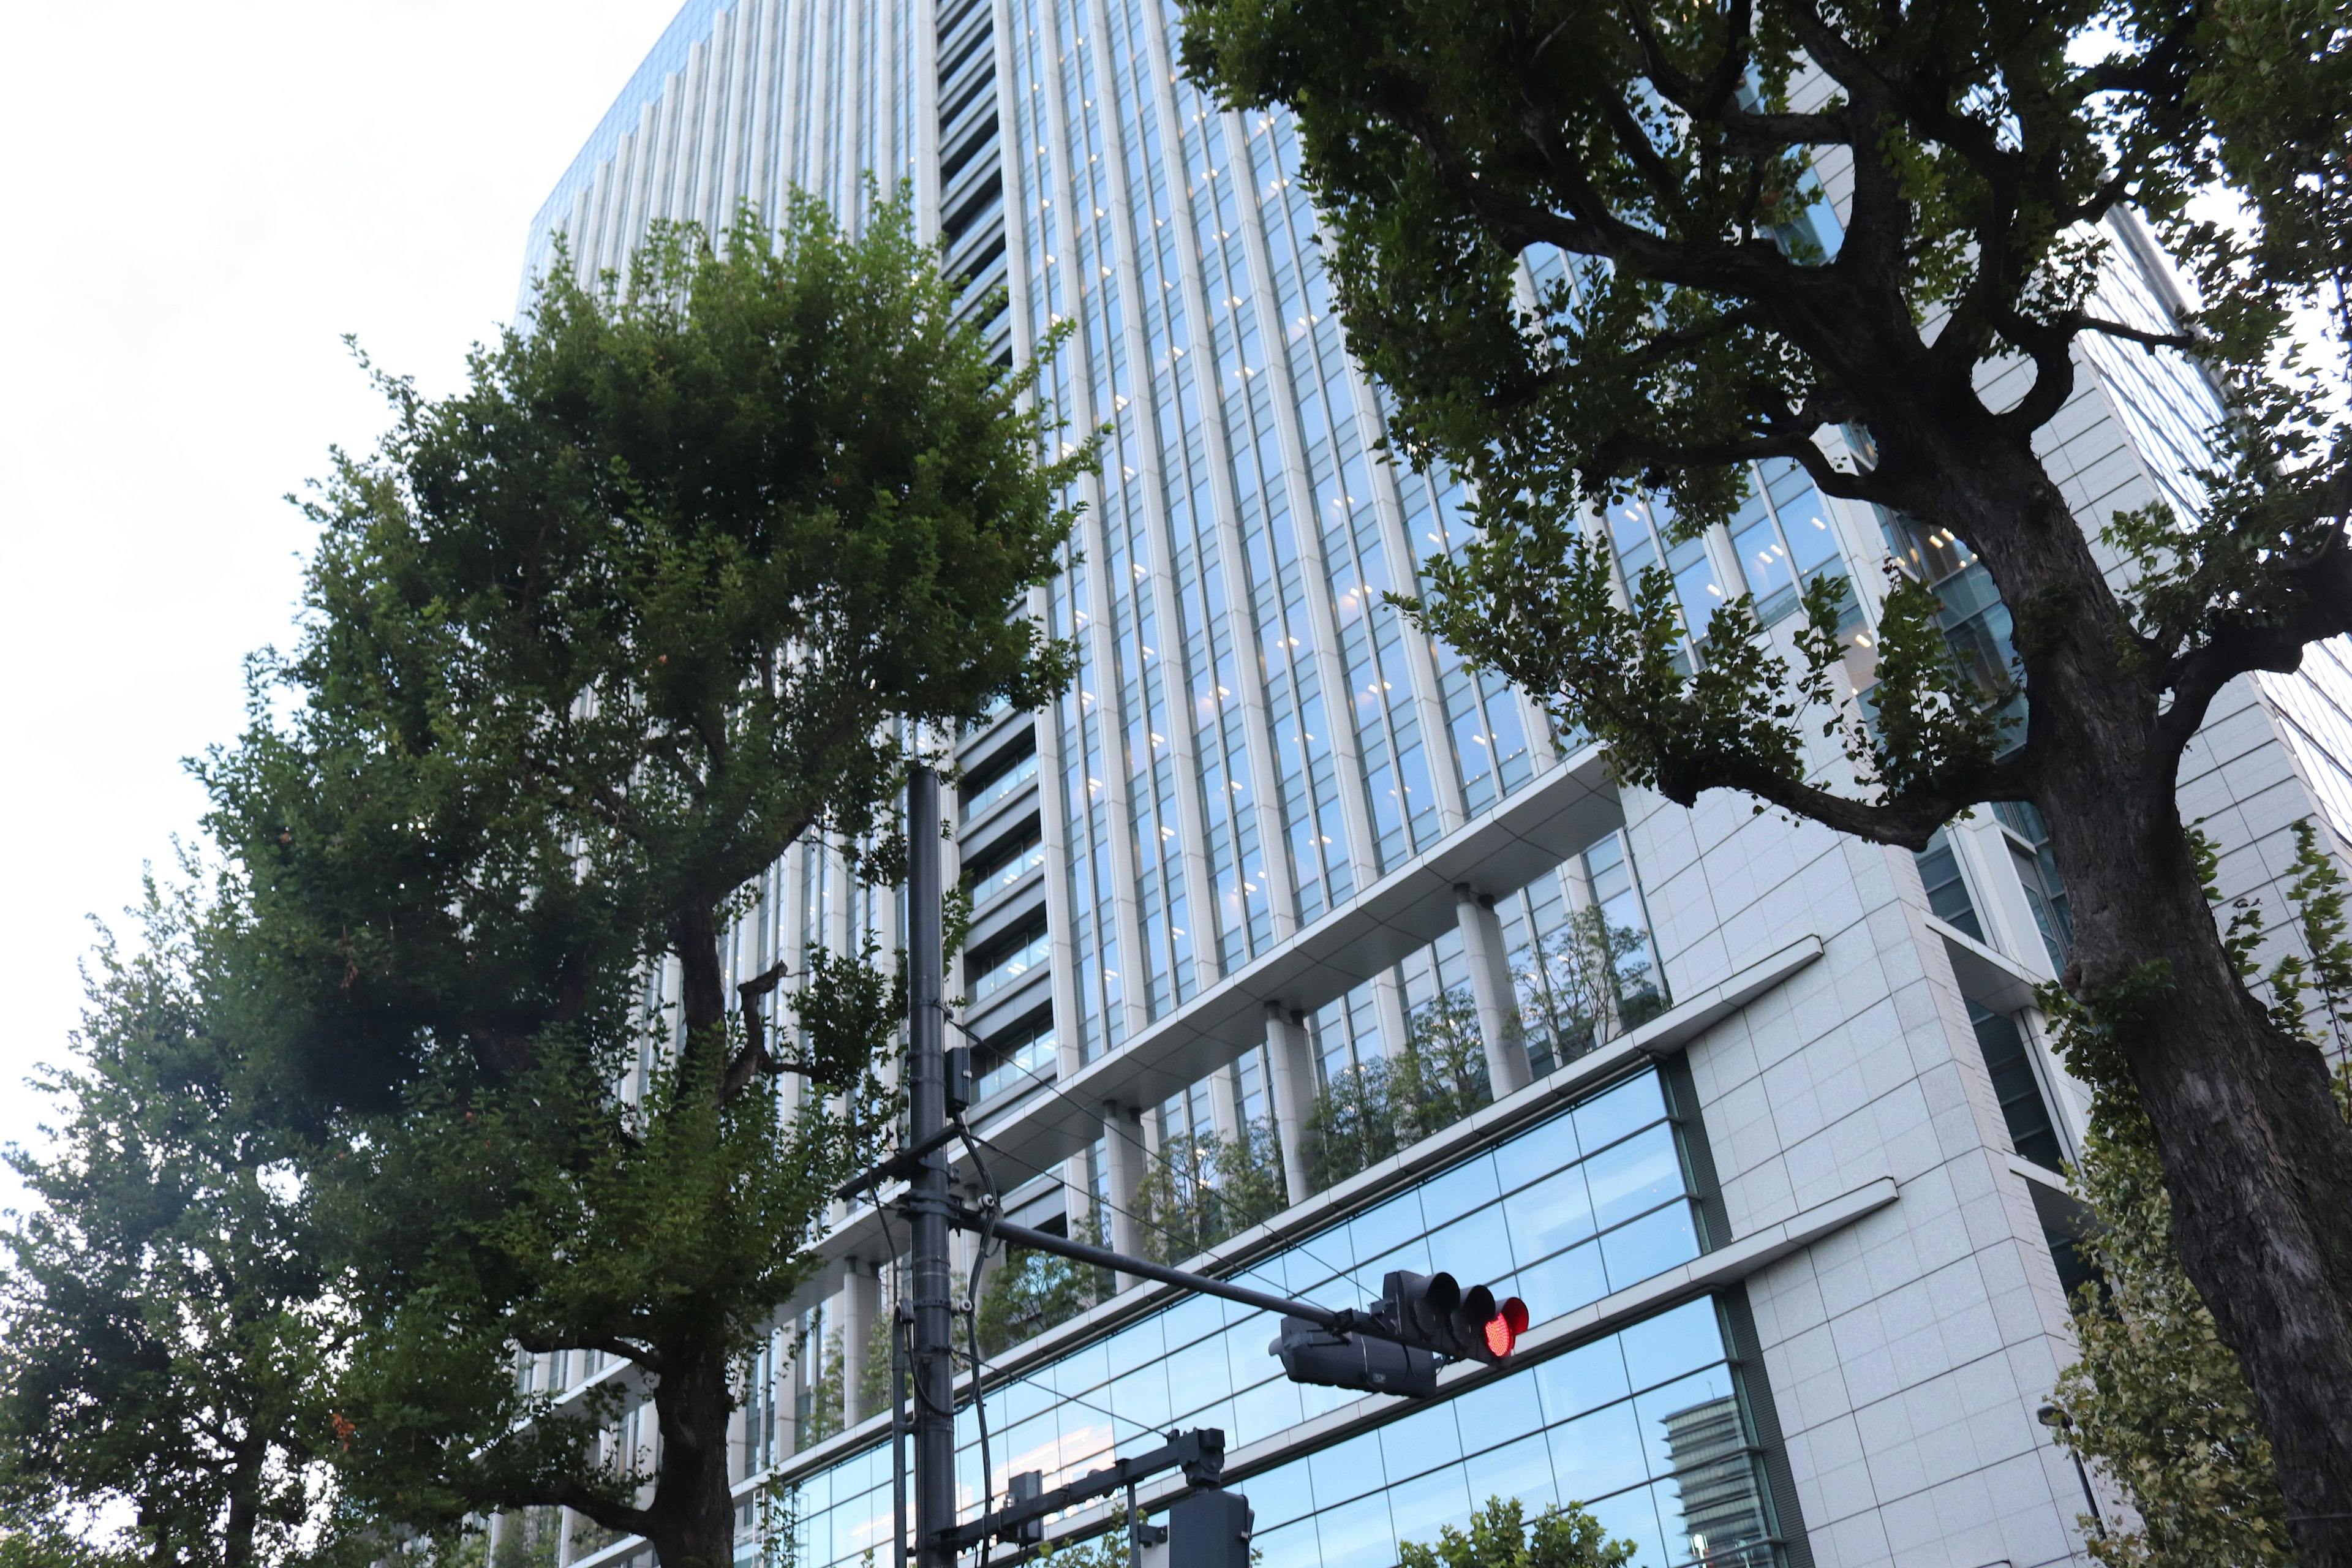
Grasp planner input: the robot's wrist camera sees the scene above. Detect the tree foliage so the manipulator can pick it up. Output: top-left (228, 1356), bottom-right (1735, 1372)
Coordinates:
top-left (202, 190), bottom-right (1084, 1117)
top-left (1179, 0), bottom-right (2346, 848)
top-left (0, 869), bottom-right (342, 1568)
top-left (1398, 1496), bottom-right (1635, 1568)
top-left (975, 1212), bottom-right (1108, 1358)
top-left (197, 191), bottom-right (1088, 1566)
top-left (1514, 906), bottom-right (1663, 1069)
top-left (0, 1525), bottom-right (132, 1568)
top-left (2049, 1095), bottom-right (2294, 1567)
top-left (1130, 1120), bottom-right (1289, 1266)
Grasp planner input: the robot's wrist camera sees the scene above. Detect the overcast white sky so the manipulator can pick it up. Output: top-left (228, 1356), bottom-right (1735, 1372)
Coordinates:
top-left (0, 0), bottom-right (684, 1209)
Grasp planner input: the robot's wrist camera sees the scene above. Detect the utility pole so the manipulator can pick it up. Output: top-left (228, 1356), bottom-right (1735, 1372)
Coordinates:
top-left (907, 764), bottom-right (957, 1568)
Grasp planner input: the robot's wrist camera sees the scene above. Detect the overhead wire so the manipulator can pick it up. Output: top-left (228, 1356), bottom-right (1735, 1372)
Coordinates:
top-left (833, 935), bottom-right (1374, 1549)
top-left (949, 1111), bottom-right (1220, 1556)
top-left (957, 1112), bottom-right (1001, 1568)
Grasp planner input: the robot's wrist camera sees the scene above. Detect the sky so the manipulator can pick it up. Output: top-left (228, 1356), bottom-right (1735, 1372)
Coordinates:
top-left (0, 0), bottom-right (685, 1210)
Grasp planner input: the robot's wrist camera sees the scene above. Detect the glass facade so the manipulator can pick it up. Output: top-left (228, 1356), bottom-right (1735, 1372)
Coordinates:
top-left (778, 1069), bottom-right (1779, 1568)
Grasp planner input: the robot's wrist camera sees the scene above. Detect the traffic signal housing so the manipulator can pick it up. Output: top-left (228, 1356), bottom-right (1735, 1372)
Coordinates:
top-left (1382, 1271), bottom-right (1528, 1365)
top-left (1270, 1315), bottom-right (1439, 1396)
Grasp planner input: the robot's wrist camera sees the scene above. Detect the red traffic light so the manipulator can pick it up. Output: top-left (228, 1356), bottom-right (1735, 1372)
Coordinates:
top-left (1483, 1295), bottom-right (1529, 1358)
top-left (1382, 1271), bottom-right (1530, 1363)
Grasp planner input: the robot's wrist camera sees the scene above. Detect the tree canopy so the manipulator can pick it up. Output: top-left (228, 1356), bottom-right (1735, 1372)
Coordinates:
top-left (203, 192), bottom-right (1084, 1116)
top-left (1180, 0), bottom-right (2348, 848)
top-left (195, 192), bottom-right (1089, 1567)
top-left (0, 868), bottom-right (341, 1568)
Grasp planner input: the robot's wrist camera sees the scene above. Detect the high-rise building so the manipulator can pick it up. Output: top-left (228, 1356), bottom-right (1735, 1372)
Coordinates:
top-left (510, 6), bottom-right (2352, 1568)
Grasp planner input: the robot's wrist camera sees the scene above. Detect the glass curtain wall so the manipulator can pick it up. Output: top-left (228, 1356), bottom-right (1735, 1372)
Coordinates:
top-left (777, 1069), bottom-right (1781, 1568)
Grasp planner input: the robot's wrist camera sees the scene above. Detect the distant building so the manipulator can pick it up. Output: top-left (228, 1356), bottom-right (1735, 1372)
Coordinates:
top-left (1660, 1392), bottom-right (1771, 1568)
top-left (504, 4), bottom-right (2352, 1567)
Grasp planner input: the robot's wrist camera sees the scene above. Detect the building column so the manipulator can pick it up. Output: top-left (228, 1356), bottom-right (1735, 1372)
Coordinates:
top-left (781, 1321), bottom-right (807, 1462)
top-left (1063, 1151), bottom-right (1097, 1240)
top-left (840, 1262), bottom-right (882, 1428)
top-left (1207, 1061), bottom-right (1244, 1145)
top-left (1457, 886), bottom-right (1531, 1097)
top-left (1100, 1102), bottom-right (1147, 1288)
top-left (1264, 1004), bottom-right (1317, 1208)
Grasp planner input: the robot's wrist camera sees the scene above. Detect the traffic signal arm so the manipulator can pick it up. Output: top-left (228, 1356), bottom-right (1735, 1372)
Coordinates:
top-left (940, 1204), bottom-right (1526, 1390)
top-left (945, 1203), bottom-right (1360, 1335)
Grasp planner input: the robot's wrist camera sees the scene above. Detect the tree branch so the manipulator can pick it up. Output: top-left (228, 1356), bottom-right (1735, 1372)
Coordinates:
top-left (1776, 0), bottom-right (2075, 426)
top-left (2157, 527), bottom-right (2352, 760)
top-left (1596, 90), bottom-right (1697, 221)
top-left (1488, 305), bottom-right (1767, 415)
top-left (1589, 421), bottom-right (1898, 508)
top-left (1370, 66), bottom-right (1770, 296)
top-left (719, 957), bottom-right (793, 1104)
top-left (2067, 311), bottom-right (2197, 353)
top-left (516, 1329), bottom-right (663, 1374)
top-left (548, 1480), bottom-right (657, 1541)
top-left (1652, 747), bottom-right (2029, 852)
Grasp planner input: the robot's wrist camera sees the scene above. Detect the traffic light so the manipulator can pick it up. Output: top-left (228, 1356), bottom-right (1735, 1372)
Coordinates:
top-left (1381, 1272), bottom-right (1529, 1365)
top-left (1477, 1292), bottom-right (1531, 1361)
top-left (997, 1471), bottom-right (1045, 1546)
top-left (1270, 1315), bottom-right (1439, 1396)
top-left (1166, 1489), bottom-right (1254, 1568)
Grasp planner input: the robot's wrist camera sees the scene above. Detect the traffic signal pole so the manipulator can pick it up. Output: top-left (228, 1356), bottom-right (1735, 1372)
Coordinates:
top-left (881, 764), bottom-right (1523, 1568)
top-left (906, 765), bottom-right (958, 1568)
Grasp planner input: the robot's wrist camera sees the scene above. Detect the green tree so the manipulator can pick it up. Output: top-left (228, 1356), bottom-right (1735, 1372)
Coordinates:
top-left (1302, 993), bottom-right (1493, 1189)
top-left (0, 1525), bottom-right (132, 1568)
top-left (1515, 907), bottom-right (1663, 1069)
top-left (1399, 1497), bottom-right (1634, 1568)
top-left (2049, 1098), bottom-right (2294, 1567)
top-left (975, 1213), bottom-right (1106, 1357)
top-left (0, 870), bottom-right (342, 1568)
top-left (1129, 1119), bottom-right (1288, 1266)
top-left (198, 193), bottom-right (1088, 1568)
top-left (1179, 2), bottom-right (2352, 1550)
top-left (490, 1512), bottom-right (560, 1568)
top-left (2048, 818), bottom-right (2352, 1567)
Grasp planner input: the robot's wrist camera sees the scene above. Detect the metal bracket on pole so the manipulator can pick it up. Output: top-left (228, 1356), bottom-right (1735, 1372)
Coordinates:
top-left (944, 1428), bottom-right (1227, 1551)
top-left (836, 1121), bottom-right (966, 1202)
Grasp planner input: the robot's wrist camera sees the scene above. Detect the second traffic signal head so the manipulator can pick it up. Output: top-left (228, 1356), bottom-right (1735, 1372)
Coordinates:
top-left (1382, 1270), bottom-right (1460, 1352)
top-left (1270, 1316), bottom-right (1439, 1396)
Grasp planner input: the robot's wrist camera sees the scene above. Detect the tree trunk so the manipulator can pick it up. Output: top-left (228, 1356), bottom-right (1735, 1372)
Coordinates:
top-left (2038, 759), bottom-right (2352, 1564)
top-left (222, 1454), bottom-right (261, 1568)
top-left (625, 905), bottom-right (745, 1568)
top-left (639, 1345), bottom-right (742, 1568)
top-left (1931, 446), bottom-right (2352, 1564)
top-left (676, 903), bottom-right (730, 1061)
